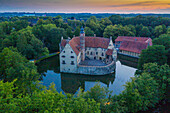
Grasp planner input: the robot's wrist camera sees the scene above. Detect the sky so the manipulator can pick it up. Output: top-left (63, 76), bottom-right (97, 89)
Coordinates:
top-left (0, 0), bottom-right (170, 13)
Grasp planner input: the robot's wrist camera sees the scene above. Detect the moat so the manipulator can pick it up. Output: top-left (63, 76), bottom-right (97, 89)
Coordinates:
top-left (36, 55), bottom-right (137, 95)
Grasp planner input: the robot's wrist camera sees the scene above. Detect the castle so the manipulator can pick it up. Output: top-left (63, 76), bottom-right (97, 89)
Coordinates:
top-left (59, 27), bottom-right (117, 75)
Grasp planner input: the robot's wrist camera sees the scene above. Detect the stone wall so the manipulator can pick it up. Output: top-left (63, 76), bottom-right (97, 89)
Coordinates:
top-left (76, 60), bottom-right (116, 75)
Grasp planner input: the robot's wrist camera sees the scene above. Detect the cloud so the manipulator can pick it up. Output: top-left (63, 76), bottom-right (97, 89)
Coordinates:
top-left (110, 1), bottom-right (169, 7)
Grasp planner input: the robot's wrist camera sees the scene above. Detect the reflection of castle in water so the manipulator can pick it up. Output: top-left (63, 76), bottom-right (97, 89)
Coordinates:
top-left (118, 54), bottom-right (138, 68)
top-left (61, 73), bottom-right (115, 94)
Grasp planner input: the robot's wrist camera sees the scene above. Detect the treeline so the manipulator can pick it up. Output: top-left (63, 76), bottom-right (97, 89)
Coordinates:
top-left (0, 15), bottom-right (170, 59)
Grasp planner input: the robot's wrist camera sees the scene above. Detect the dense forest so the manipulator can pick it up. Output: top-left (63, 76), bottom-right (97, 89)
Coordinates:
top-left (0, 15), bottom-right (169, 112)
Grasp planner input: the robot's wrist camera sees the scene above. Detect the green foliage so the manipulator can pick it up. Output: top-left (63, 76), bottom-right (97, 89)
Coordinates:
top-left (13, 20), bottom-right (29, 31)
top-left (106, 63), bottom-right (169, 113)
top-left (0, 21), bottom-right (13, 35)
top-left (74, 27), bottom-right (80, 36)
top-left (153, 34), bottom-right (170, 50)
top-left (139, 26), bottom-right (151, 37)
top-left (16, 27), bottom-right (49, 59)
top-left (32, 24), bottom-right (67, 52)
top-left (138, 45), bottom-right (167, 69)
top-left (85, 27), bottom-right (94, 36)
top-left (143, 63), bottom-right (170, 100)
top-left (0, 81), bottom-right (101, 113)
top-left (0, 47), bottom-right (40, 94)
top-left (103, 25), bottom-right (135, 41)
top-left (154, 25), bottom-right (165, 38)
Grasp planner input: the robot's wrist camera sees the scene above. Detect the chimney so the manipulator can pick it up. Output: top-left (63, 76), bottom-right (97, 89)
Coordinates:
top-left (94, 34), bottom-right (96, 37)
top-left (73, 35), bottom-right (75, 38)
top-left (61, 36), bottom-right (63, 41)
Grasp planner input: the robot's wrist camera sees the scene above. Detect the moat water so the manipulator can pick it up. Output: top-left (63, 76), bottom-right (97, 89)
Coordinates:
top-left (36, 55), bottom-right (137, 95)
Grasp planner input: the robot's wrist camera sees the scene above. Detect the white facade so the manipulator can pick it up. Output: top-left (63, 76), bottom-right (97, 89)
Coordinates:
top-left (60, 44), bottom-right (77, 73)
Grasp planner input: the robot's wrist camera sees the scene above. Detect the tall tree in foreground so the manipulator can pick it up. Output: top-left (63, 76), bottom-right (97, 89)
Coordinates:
top-left (0, 47), bottom-right (40, 94)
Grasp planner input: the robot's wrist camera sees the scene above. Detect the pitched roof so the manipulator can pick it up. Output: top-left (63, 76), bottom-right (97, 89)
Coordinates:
top-left (60, 39), bottom-right (67, 47)
top-left (85, 37), bottom-right (110, 49)
top-left (62, 37), bottom-right (110, 55)
top-left (106, 49), bottom-right (113, 55)
top-left (115, 36), bottom-right (150, 42)
top-left (119, 40), bottom-right (148, 54)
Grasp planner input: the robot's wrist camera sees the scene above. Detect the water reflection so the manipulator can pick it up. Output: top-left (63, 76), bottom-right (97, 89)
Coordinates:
top-left (61, 73), bottom-right (115, 94)
top-left (36, 55), bottom-right (137, 95)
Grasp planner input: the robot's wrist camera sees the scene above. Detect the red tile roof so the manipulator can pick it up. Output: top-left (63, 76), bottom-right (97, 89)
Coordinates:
top-left (85, 37), bottom-right (109, 49)
top-left (62, 37), bottom-right (110, 55)
top-left (60, 39), bottom-right (67, 47)
top-left (119, 40), bottom-right (148, 54)
top-left (106, 49), bottom-right (113, 55)
top-left (115, 36), bottom-right (150, 42)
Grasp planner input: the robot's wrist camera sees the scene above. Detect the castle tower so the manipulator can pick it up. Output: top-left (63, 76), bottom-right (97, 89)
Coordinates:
top-left (80, 27), bottom-right (85, 61)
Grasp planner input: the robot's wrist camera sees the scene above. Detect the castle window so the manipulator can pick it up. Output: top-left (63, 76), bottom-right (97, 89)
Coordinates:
top-left (62, 60), bottom-right (66, 64)
top-left (71, 61), bottom-right (75, 65)
top-left (63, 51), bottom-right (65, 53)
top-left (87, 51), bottom-right (89, 55)
top-left (71, 56), bottom-right (74, 58)
top-left (96, 52), bottom-right (98, 55)
top-left (62, 55), bottom-right (65, 58)
top-left (90, 52), bottom-right (93, 55)
top-left (102, 53), bottom-right (104, 56)
top-left (94, 57), bottom-right (96, 60)
top-left (71, 51), bottom-right (73, 53)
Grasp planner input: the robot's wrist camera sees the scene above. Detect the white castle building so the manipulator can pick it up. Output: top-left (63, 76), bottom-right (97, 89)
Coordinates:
top-left (59, 27), bottom-right (117, 75)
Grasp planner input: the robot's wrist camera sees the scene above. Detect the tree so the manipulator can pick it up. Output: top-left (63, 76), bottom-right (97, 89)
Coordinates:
top-left (47, 27), bottom-right (67, 52)
top-left (0, 21), bottom-right (14, 35)
top-left (16, 27), bottom-right (49, 59)
top-left (0, 47), bottom-right (40, 94)
top-left (138, 45), bottom-right (167, 69)
top-left (100, 17), bottom-right (112, 27)
top-left (143, 63), bottom-right (170, 100)
top-left (54, 18), bottom-right (63, 27)
top-left (0, 81), bottom-right (101, 113)
top-left (85, 27), bottom-right (94, 36)
top-left (103, 25), bottom-right (135, 41)
top-left (109, 15), bottom-right (123, 25)
top-left (135, 24), bottom-right (143, 36)
top-left (66, 27), bottom-right (73, 38)
top-left (86, 16), bottom-right (100, 32)
top-left (139, 26), bottom-right (151, 37)
top-left (154, 25), bottom-right (164, 38)
top-left (13, 20), bottom-right (29, 31)
top-left (74, 27), bottom-right (80, 36)
top-left (153, 34), bottom-right (170, 50)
